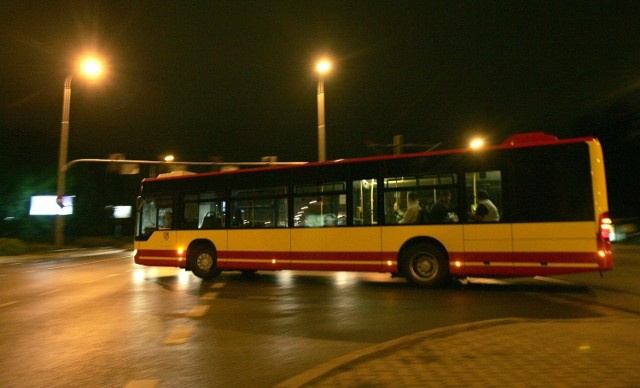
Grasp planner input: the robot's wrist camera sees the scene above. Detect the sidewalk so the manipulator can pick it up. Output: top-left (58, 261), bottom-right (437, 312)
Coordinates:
top-left (277, 316), bottom-right (640, 387)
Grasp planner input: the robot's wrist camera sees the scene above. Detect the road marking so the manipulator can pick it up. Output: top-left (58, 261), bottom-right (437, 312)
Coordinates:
top-left (21, 256), bottom-right (129, 273)
top-left (466, 277), bottom-right (509, 285)
top-left (124, 379), bottom-right (160, 388)
top-left (0, 301), bottom-right (18, 308)
top-left (39, 289), bottom-right (63, 296)
top-left (163, 326), bottom-right (194, 345)
top-left (106, 274), bottom-right (119, 278)
top-left (186, 305), bottom-right (209, 318)
top-left (211, 282), bottom-right (226, 289)
top-left (200, 292), bottom-right (218, 301)
top-left (533, 276), bottom-right (574, 285)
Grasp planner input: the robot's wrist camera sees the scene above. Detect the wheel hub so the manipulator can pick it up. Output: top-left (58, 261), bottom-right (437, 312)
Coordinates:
top-left (414, 255), bottom-right (436, 278)
top-left (196, 253), bottom-right (213, 270)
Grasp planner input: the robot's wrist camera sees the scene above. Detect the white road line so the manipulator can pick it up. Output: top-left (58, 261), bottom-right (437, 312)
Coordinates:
top-left (200, 292), bottom-right (218, 301)
top-left (39, 289), bottom-right (63, 296)
top-left (533, 276), bottom-right (575, 285)
top-left (0, 301), bottom-right (18, 308)
top-left (186, 305), bottom-right (210, 318)
top-left (105, 274), bottom-right (119, 278)
top-left (211, 282), bottom-right (226, 289)
top-left (124, 379), bottom-right (160, 388)
top-left (163, 326), bottom-right (194, 345)
top-left (21, 255), bottom-right (130, 273)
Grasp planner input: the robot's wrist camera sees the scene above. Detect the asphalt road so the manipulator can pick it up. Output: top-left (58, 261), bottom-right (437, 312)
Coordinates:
top-left (0, 244), bottom-right (637, 387)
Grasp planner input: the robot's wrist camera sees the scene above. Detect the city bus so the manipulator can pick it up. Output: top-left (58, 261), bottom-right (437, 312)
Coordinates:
top-left (134, 132), bottom-right (613, 287)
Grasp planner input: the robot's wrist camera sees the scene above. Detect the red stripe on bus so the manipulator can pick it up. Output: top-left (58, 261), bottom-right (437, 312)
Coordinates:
top-left (135, 248), bottom-right (608, 275)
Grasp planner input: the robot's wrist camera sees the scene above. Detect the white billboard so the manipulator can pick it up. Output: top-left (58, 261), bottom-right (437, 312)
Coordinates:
top-left (29, 196), bottom-right (74, 216)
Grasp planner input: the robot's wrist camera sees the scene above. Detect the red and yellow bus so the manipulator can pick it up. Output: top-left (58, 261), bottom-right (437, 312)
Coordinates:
top-left (134, 132), bottom-right (613, 287)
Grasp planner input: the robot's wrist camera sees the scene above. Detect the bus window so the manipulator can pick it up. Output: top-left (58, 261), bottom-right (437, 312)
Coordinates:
top-left (352, 179), bottom-right (378, 225)
top-left (199, 201), bottom-right (226, 229)
top-left (293, 181), bottom-right (346, 227)
top-left (230, 186), bottom-right (288, 228)
top-left (231, 198), bottom-right (288, 228)
top-left (384, 174), bottom-right (459, 224)
top-left (136, 196), bottom-right (172, 238)
top-left (182, 193), bottom-right (226, 229)
top-left (294, 194), bottom-right (346, 227)
top-left (465, 171), bottom-right (502, 222)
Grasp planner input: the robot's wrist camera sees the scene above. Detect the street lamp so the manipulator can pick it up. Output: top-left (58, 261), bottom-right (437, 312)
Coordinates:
top-left (470, 137), bottom-right (485, 149)
top-left (54, 57), bottom-right (103, 247)
top-left (315, 59), bottom-right (331, 162)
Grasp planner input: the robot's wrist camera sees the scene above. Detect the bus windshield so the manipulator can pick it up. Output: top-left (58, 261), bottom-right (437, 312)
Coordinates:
top-left (136, 196), bottom-right (173, 239)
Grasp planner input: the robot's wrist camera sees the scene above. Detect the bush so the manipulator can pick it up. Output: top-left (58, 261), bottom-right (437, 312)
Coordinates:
top-left (0, 238), bottom-right (27, 256)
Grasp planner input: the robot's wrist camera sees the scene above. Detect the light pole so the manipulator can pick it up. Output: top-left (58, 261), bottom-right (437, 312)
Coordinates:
top-left (54, 57), bottom-right (103, 247)
top-left (315, 59), bottom-right (331, 162)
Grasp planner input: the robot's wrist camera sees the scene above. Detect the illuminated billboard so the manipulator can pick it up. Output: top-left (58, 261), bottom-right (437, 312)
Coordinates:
top-left (29, 196), bottom-right (74, 216)
top-left (113, 206), bottom-right (132, 219)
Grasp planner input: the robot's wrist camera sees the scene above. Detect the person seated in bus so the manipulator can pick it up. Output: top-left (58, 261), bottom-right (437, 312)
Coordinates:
top-left (468, 190), bottom-right (500, 222)
top-left (399, 192), bottom-right (420, 224)
top-left (428, 191), bottom-right (458, 223)
top-left (393, 200), bottom-right (405, 223)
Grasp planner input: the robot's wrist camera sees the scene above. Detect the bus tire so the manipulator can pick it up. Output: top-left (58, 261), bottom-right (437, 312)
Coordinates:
top-left (402, 243), bottom-right (449, 287)
top-left (189, 246), bottom-right (221, 279)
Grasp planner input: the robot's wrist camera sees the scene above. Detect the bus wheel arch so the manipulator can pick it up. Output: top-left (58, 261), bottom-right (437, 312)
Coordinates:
top-left (187, 239), bottom-right (222, 279)
top-left (399, 237), bottom-right (450, 287)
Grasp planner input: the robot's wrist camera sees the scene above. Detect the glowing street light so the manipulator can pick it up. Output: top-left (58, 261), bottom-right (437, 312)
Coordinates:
top-left (80, 57), bottom-right (103, 78)
top-left (54, 56), bottom-right (104, 247)
top-left (315, 59), bottom-right (332, 162)
top-left (470, 137), bottom-right (485, 149)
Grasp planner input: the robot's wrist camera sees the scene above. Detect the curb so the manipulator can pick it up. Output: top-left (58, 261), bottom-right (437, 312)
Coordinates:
top-left (275, 317), bottom-right (528, 388)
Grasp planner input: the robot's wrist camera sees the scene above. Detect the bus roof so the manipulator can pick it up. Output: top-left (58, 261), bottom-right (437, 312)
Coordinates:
top-left (143, 132), bottom-right (599, 183)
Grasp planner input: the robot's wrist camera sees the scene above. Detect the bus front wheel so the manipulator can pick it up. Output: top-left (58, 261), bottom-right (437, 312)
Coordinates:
top-left (402, 243), bottom-right (449, 287)
top-left (190, 246), bottom-right (221, 279)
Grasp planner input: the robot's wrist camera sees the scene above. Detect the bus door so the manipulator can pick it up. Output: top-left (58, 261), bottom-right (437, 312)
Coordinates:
top-left (461, 171), bottom-right (514, 276)
top-left (134, 195), bottom-right (179, 266)
top-left (290, 179), bottom-right (383, 272)
top-left (226, 195), bottom-right (291, 270)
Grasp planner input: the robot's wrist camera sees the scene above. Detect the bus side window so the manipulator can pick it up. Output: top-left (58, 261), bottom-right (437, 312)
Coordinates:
top-left (352, 179), bottom-right (378, 226)
top-left (293, 195), bottom-right (345, 227)
top-left (465, 171), bottom-right (502, 222)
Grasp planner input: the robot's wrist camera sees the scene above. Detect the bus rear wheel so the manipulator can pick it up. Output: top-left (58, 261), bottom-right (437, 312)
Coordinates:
top-left (189, 246), bottom-right (221, 279)
top-left (402, 243), bottom-right (449, 287)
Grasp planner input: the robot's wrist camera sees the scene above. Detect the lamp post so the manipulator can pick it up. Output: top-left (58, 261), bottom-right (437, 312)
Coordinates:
top-left (315, 59), bottom-right (331, 162)
top-left (54, 57), bottom-right (103, 247)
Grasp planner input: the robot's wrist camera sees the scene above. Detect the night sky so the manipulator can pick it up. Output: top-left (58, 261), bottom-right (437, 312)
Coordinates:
top-left (1, 1), bottom-right (640, 217)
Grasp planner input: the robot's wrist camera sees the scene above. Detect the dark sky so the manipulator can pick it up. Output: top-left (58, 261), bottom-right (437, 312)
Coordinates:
top-left (1, 0), bottom-right (640, 165)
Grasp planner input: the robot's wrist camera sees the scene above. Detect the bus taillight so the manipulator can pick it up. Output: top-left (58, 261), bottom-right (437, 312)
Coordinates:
top-left (599, 213), bottom-right (613, 241)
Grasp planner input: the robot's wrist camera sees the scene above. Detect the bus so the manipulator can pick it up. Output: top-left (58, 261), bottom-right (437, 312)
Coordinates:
top-left (134, 132), bottom-right (613, 287)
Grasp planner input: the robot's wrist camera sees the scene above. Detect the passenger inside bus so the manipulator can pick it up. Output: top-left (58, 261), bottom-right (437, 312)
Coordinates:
top-left (468, 190), bottom-right (500, 222)
top-left (399, 192), bottom-right (420, 224)
top-left (428, 191), bottom-right (458, 223)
